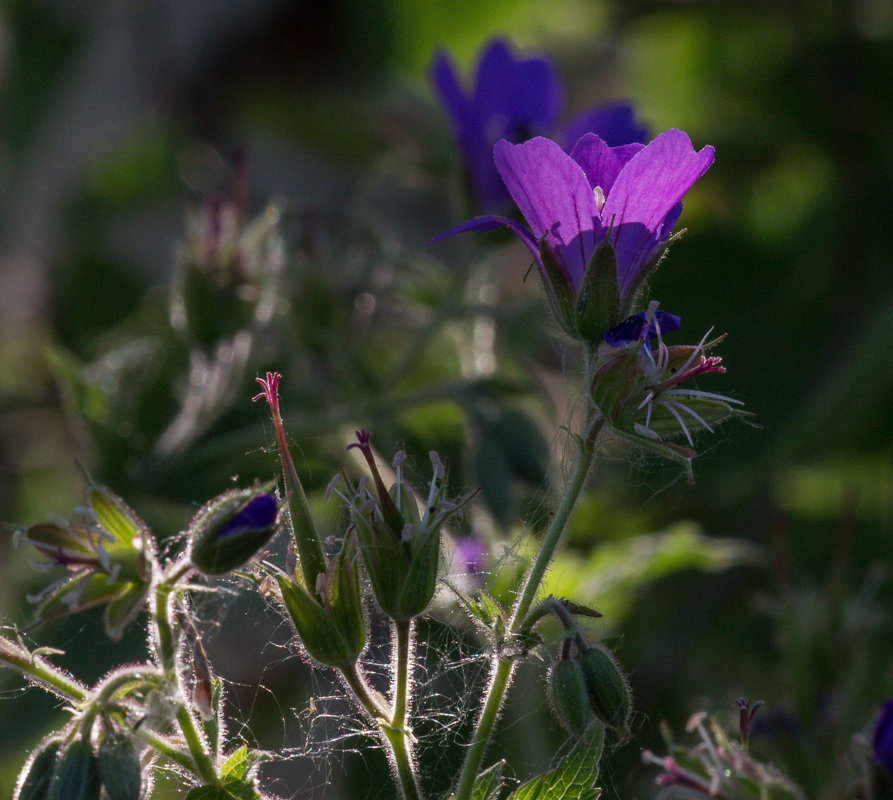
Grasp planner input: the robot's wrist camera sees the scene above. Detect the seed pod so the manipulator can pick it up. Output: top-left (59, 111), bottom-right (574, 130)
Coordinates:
top-left (48, 739), bottom-right (102, 800)
top-left (578, 644), bottom-right (631, 730)
top-left (14, 737), bottom-right (61, 800)
top-left (98, 731), bottom-right (142, 800)
top-left (548, 657), bottom-right (592, 736)
top-left (189, 490), bottom-right (279, 575)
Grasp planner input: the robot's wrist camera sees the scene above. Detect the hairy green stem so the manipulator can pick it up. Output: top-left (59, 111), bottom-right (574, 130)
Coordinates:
top-left (392, 619), bottom-right (413, 730)
top-left (340, 660), bottom-right (421, 800)
top-left (0, 636), bottom-right (87, 703)
top-left (453, 395), bottom-right (602, 800)
top-left (176, 705), bottom-right (217, 782)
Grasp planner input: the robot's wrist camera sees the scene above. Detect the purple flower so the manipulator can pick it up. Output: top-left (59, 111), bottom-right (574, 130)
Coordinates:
top-left (436, 129), bottom-right (714, 336)
top-left (430, 39), bottom-right (646, 213)
top-left (874, 699), bottom-right (893, 775)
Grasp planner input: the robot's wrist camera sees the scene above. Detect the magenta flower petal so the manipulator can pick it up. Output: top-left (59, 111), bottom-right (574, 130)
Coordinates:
top-left (431, 214), bottom-right (540, 263)
top-left (601, 129), bottom-right (714, 298)
top-left (562, 102), bottom-right (649, 150)
top-left (569, 134), bottom-right (645, 197)
top-left (494, 137), bottom-right (600, 293)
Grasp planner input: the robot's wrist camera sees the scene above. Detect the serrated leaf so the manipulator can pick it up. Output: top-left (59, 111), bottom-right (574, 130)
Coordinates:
top-left (471, 759), bottom-right (507, 800)
top-left (507, 724), bottom-right (604, 800)
top-left (183, 778), bottom-right (261, 800)
top-left (219, 745), bottom-right (271, 781)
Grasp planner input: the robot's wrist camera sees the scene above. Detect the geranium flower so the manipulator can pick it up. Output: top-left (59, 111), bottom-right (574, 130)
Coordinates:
top-left (436, 129), bottom-right (714, 338)
top-left (430, 39), bottom-right (646, 213)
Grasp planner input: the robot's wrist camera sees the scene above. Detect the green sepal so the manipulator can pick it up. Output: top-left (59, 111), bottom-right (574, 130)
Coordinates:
top-left (103, 582), bottom-right (150, 641)
top-left (14, 736), bottom-right (61, 800)
top-left (538, 238), bottom-right (579, 338)
top-left (48, 739), bottom-right (101, 800)
top-left (577, 645), bottom-right (631, 731)
top-left (397, 521), bottom-right (441, 620)
top-left (276, 574), bottom-right (361, 668)
top-left (325, 540), bottom-right (366, 661)
top-left (32, 571), bottom-right (138, 624)
top-left (353, 513), bottom-right (409, 619)
top-left (88, 485), bottom-right (147, 550)
top-left (644, 393), bottom-right (752, 437)
top-left (549, 658), bottom-right (593, 737)
top-left (576, 241), bottom-right (620, 342)
top-left (97, 732), bottom-right (141, 800)
top-left (589, 345), bottom-right (641, 422)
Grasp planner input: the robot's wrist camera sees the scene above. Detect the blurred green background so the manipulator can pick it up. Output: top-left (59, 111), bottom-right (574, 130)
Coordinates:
top-left (0, 0), bottom-right (891, 798)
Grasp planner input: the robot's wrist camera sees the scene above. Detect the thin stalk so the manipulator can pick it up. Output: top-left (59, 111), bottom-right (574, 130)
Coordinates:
top-left (176, 705), bottom-right (216, 783)
top-left (340, 660), bottom-right (421, 800)
top-left (0, 636), bottom-right (87, 703)
top-left (453, 364), bottom-right (603, 800)
top-left (392, 619), bottom-right (413, 730)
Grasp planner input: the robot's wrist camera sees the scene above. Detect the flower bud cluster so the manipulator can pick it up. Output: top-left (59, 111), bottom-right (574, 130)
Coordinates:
top-left (548, 638), bottom-right (631, 739)
top-left (16, 727), bottom-right (142, 800)
top-left (16, 483), bottom-right (157, 640)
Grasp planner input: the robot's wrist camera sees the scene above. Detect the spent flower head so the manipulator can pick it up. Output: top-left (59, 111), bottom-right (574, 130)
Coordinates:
top-left (592, 303), bottom-right (749, 479)
top-left (338, 429), bottom-right (476, 621)
top-left (430, 38), bottom-right (646, 214)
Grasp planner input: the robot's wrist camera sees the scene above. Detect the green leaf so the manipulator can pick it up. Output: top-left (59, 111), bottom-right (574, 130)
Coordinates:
top-left (507, 724), bottom-right (604, 800)
top-left (220, 745), bottom-right (272, 781)
top-left (471, 759), bottom-right (507, 800)
top-left (183, 778), bottom-right (261, 800)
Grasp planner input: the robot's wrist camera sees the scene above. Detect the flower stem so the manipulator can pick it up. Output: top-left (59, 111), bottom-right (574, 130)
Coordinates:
top-left (340, 660), bottom-right (422, 800)
top-left (0, 635), bottom-right (87, 703)
top-left (453, 404), bottom-right (602, 800)
top-left (176, 704), bottom-right (217, 782)
top-left (392, 619), bottom-right (413, 731)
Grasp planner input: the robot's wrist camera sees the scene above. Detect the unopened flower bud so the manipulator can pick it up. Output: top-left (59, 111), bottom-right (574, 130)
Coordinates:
top-left (98, 732), bottom-right (142, 800)
top-left (548, 657), bottom-right (593, 737)
top-left (189, 490), bottom-right (279, 575)
top-left (48, 739), bottom-right (101, 800)
top-left (14, 736), bottom-right (61, 800)
top-left (577, 644), bottom-right (631, 731)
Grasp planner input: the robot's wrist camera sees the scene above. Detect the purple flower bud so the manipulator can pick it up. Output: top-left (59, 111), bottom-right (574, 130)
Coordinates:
top-left (604, 310), bottom-right (681, 348)
top-left (190, 490), bottom-right (279, 575)
top-left (874, 699), bottom-right (893, 775)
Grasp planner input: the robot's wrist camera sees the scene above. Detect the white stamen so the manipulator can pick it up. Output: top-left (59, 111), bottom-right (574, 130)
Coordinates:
top-left (593, 185), bottom-right (606, 212)
top-left (634, 422), bottom-right (660, 439)
top-left (668, 400), bottom-right (715, 433)
top-left (664, 403), bottom-right (694, 446)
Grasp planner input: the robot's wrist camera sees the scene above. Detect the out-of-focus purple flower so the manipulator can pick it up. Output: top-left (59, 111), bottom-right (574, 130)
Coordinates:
top-left (436, 130), bottom-right (713, 336)
top-left (455, 535), bottom-right (488, 575)
top-left (430, 39), bottom-right (646, 213)
top-left (874, 699), bottom-right (893, 775)
top-left (561, 102), bottom-right (649, 151)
